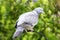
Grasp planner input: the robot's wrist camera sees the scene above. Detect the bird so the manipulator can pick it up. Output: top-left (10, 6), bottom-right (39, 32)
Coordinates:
top-left (12, 7), bottom-right (44, 39)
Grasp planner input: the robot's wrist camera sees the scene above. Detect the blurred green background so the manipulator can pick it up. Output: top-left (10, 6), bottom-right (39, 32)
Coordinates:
top-left (0, 0), bottom-right (60, 40)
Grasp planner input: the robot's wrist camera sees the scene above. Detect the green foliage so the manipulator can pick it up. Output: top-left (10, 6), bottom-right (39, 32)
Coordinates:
top-left (0, 0), bottom-right (60, 40)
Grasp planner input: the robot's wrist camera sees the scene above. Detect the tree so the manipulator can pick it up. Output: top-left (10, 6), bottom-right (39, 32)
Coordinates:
top-left (0, 0), bottom-right (60, 40)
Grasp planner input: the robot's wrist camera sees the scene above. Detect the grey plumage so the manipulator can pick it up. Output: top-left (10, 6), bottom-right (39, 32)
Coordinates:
top-left (13, 7), bottom-right (44, 39)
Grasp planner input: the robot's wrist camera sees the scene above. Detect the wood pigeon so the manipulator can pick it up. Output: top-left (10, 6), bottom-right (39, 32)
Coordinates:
top-left (13, 7), bottom-right (44, 39)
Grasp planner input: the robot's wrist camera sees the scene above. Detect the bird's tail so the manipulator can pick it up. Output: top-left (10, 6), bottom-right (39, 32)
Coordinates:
top-left (13, 27), bottom-right (24, 39)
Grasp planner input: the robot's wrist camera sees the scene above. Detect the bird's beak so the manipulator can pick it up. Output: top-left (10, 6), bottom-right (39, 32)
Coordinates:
top-left (41, 11), bottom-right (44, 14)
top-left (42, 10), bottom-right (44, 13)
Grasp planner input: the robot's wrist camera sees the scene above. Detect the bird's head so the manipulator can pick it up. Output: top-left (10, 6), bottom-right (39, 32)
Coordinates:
top-left (34, 7), bottom-right (44, 14)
